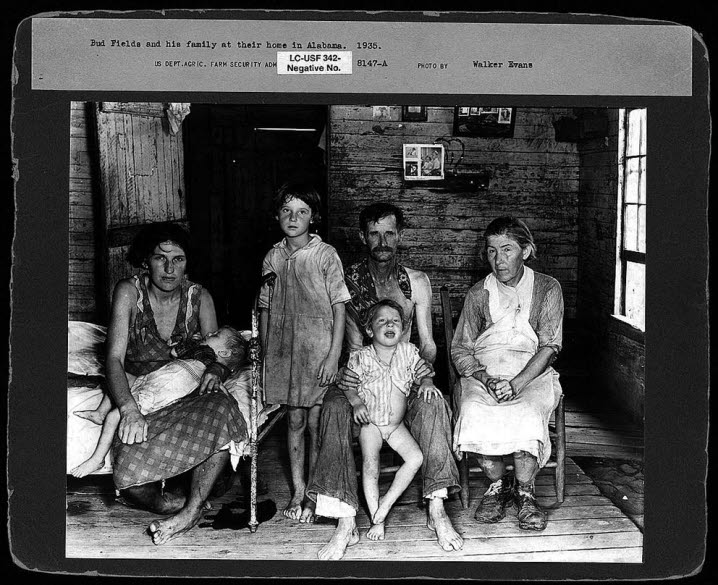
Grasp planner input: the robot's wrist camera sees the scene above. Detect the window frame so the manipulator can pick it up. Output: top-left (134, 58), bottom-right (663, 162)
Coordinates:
top-left (614, 107), bottom-right (646, 332)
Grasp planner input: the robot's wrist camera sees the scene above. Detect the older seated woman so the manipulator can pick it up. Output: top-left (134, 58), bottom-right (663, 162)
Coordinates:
top-left (106, 222), bottom-right (247, 544)
top-left (451, 216), bottom-right (563, 531)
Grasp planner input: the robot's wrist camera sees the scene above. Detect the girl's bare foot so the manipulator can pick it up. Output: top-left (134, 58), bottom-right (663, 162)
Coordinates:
top-left (366, 521), bottom-right (385, 541)
top-left (147, 503), bottom-right (203, 545)
top-left (70, 457), bottom-right (104, 478)
top-left (283, 493), bottom-right (303, 520)
top-left (299, 498), bottom-right (316, 523)
top-left (317, 518), bottom-right (359, 560)
top-left (73, 409), bottom-right (105, 425)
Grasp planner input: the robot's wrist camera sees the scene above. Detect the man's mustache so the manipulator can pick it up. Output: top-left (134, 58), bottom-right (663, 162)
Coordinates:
top-left (371, 246), bottom-right (394, 253)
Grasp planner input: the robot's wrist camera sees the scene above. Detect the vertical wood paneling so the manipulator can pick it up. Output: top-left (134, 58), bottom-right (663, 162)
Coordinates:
top-left (68, 102), bottom-right (100, 322)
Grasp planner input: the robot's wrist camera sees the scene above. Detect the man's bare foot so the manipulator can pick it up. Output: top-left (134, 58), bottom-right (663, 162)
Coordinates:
top-left (70, 457), bottom-right (105, 478)
top-left (299, 498), bottom-right (316, 523)
top-left (317, 517), bottom-right (360, 560)
top-left (427, 499), bottom-right (463, 551)
top-left (366, 521), bottom-right (385, 541)
top-left (147, 504), bottom-right (203, 545)
top-left (73, 409), bottom-right (105, 425)
top-left (283, 493), bottom-right (303, 520)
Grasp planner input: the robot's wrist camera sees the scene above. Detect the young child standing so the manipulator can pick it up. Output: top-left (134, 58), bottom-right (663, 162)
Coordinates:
top-left (343, 299), bottom-right (441, 541)
top-left (71, 326), bottom-right (248, 478)
top-left (259, 182), bottom-right (351, 523)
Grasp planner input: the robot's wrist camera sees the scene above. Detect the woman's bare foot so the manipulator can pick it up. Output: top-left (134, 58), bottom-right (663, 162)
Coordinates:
top-left (299, 498), bottom-right (316, 523)
top-left (317, 517), bottom-right (360, 560)
top-left (73, 409), bottom-right (106, 425)
top-left (70, 456), bottom-right (105, 478)
top-left (366, 521), bottom-right (385, 541)
top-left (147, 503), bottom-right (203, 545)
top-left (283, 493), bottom-right (303, 520)
top-left (427, 499), bottom-right (463, 551)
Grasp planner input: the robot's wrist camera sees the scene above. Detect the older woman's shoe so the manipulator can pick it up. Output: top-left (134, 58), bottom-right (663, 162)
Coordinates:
top-left (515, 484), bottom-right (547, 530)
top-left (474, 476), bottom-right (514, 523)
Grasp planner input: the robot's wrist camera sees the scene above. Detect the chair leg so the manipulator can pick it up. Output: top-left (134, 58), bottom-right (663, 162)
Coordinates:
top-left (459, 452), bottom-right (470, 509)
top-left (555, 395), bottom-right (566, 503)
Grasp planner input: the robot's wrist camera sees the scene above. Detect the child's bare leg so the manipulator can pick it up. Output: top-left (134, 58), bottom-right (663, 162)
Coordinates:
top-left (300, 404), bottom-right (322, 523)
top-left (359, 424), bottom-right (385, 540)
top-left (284, 406), bottom-right (308, 520)
top-left (74, 393), bottom-right (113, 425)
top-left (70, 408), bottom-right (120, 477)
top-left (373, 425), bottom-right (423, 527)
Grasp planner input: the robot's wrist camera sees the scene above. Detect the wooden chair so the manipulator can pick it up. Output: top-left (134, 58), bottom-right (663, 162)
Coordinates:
top-left (440, 285), bottom-right (565, 509)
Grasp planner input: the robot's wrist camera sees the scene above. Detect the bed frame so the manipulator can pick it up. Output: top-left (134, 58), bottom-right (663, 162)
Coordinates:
top-left (248, 272), bottom-right (285, 532)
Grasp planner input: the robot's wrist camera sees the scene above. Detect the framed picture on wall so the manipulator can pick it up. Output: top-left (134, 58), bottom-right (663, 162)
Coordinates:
top-left (402, 105), bottom-right (428, 121)
top-left (453, 106), bottom-right (517, 137)
top-left (403, 143), bottom-right (444, 181)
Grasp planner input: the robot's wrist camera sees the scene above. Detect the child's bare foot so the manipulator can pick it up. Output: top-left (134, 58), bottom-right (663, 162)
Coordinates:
top-left (73, 409), bottom-right (105, 425)
top-left (70, 457), bottom-right (104, 478)
top-left (299, 498), bottom-right (316, 523)
top-left (372, 498), bottom-right (391, 526)
top-left (147, 503), bottom-right (204, 545)
top-left (317, 518), bottom-right (360, 560)
top-left (283, 493), bottom-right (303, 520)
top-left (366, 521), bottom-right (385, 541)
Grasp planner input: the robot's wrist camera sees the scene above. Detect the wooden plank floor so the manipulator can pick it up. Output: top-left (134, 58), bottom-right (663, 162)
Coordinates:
top-left (66, 427), bottom-right (643, 562)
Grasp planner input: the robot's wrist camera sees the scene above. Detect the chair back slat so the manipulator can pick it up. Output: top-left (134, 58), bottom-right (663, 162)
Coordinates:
top-left (440, 286), bottom-right (458, 392)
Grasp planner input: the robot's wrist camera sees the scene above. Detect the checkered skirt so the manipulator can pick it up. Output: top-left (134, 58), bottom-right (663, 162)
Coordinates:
top-left (112, 391), bottom-right (247, 490)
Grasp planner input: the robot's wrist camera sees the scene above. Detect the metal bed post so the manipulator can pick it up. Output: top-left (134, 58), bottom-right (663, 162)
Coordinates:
top-left (248, 272), bottom-right (275, 533)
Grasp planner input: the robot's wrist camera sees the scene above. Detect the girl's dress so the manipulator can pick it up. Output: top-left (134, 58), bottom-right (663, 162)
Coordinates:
top-left (260, 234), bottom-right (351, 407)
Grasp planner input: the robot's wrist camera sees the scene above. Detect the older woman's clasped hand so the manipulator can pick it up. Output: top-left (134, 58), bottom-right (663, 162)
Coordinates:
top-left (487, 377), bottom-right (516, 402)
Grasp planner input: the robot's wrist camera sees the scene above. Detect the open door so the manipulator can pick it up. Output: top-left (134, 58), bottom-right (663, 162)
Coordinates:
top-left (93, 102), bottom-right (188, 315)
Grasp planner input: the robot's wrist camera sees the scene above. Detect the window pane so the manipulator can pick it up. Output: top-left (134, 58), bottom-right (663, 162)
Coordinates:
top-left (625, 261), bottom-right (645, 330)
top-left (627, 109), bottom-right (646, 157)
top-left (638, 204), bottom-right (646, 253)
top-left (625, 157), bottom-right (641, 203)
top-left (624, 204), bottom-right (638, 251)
top-left (639, 156), bottom-right (646, 204)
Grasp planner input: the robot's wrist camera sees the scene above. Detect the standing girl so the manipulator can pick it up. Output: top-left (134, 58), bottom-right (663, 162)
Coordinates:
top-left (259, 182), bottom-right (351, 523)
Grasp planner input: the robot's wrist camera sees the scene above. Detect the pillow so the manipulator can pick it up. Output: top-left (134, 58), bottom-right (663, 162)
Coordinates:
top-left (68, 321), bottom-right (107, 376)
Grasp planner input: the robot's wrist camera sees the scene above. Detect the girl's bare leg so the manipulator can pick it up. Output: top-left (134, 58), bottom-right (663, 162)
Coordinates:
top-left (284, 406), bottom-right (308, 520)
top-left (300, 404), bottom-right (322, 523)
top-left (74, 393), bottom-right (113, 425)
top-left (358, 424), bottom-right (384, 540)
top-left (372, 425), bottom-right (423, 530)
top-left (70, 408), bottom-right (121, 477)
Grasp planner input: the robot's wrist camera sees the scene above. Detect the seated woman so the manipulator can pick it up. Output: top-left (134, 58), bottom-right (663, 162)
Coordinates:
top-left (105, 222), bottom-right (247, 545)
top-left (451, 216), bottom-right (563, 531)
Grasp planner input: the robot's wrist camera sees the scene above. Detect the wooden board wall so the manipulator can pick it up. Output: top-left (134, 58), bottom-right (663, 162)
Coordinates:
top-left (69, 102), bottom-right (100, 323)
top-left (327, 105), bottom-right (580, 323)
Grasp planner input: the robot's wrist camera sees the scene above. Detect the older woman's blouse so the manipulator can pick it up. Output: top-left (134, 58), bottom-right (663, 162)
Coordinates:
top-left (451, 271), bottom-right (564, 378)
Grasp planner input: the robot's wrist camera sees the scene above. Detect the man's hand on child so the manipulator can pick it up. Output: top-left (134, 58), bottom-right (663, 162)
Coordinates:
top-left (413, 359), bottom-right (435, 381)
top-left (418, 381), bottom-right (442, 403)
top-left (336, 367), bottom-right (360, 392)
top-left (352, 403), bottom-right (370, 425)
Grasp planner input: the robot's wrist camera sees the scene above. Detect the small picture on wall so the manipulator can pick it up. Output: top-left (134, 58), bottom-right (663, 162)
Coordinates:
top-left (403, 143), bottom-right (444, 181)
top-left (402, 106), bottom-right (428, 121)
top-left (454, 106), bottom-right (516, 137)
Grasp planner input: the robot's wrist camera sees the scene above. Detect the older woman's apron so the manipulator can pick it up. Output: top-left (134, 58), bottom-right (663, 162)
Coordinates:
top-left (453, 268), bottom-right (561, 467)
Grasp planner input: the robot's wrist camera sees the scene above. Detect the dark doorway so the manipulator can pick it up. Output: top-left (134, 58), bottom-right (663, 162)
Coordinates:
top-left (184, 104), bottom-right (328, 329)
